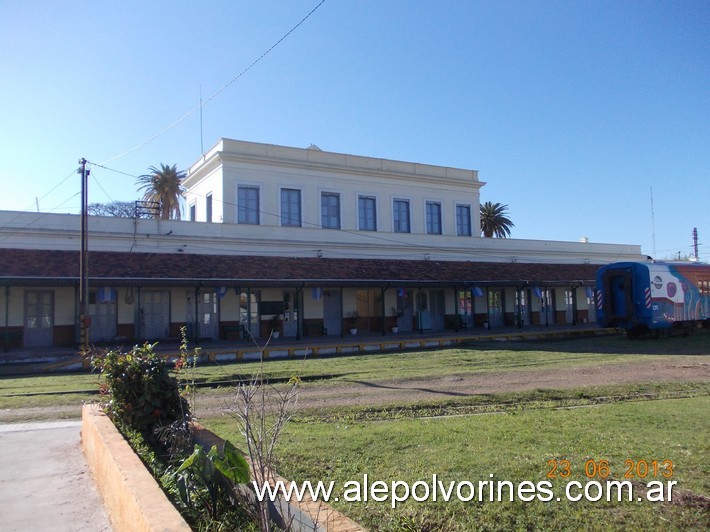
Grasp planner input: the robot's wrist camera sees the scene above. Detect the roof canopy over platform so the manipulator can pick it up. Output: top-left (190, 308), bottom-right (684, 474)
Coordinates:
top-left (0, 248), bottom-right (599, 288)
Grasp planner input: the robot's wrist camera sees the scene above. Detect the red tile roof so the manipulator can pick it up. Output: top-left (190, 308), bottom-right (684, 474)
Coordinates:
top-left (0, 248), bottom-right (599, 287)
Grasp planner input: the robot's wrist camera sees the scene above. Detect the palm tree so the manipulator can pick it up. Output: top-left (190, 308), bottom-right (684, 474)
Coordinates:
top-left (136, 164), bottom-right (186, 220)
top-left (480, 201), bottom-right (514, 238)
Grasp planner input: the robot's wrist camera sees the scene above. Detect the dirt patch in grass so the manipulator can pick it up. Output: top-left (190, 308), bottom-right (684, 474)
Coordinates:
top-left (669, 489), bottom-right (710, 509)
top-left (3, 355), bottom-right (708, 423)
top-left (197, 357), bottom-right (709, 416)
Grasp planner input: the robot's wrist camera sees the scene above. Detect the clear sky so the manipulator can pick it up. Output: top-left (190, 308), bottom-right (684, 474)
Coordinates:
top-left (2, 0), bottom-right (708, 261)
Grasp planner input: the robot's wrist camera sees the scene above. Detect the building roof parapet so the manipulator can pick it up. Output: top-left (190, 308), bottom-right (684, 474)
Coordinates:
top-left (187, 138), bottom-right (482, 187)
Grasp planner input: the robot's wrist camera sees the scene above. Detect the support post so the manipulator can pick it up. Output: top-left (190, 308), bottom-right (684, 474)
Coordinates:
top-left (296, 287), bottom-right (303, 340)
top-left (78, 158), bottom-right (90, 353)
top-left (194, 287), bottom-right (200, 342)
top-left (381, 287), bottom-right (387, 336)
top-left (470, 288), bottom-right (476, 328)
top-left (3, 284), bottom-right (9, 352)
top-left (453, 288), bottom-right (460, 332)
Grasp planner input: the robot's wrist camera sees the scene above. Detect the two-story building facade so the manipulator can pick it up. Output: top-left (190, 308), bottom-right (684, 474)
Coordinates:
top-left (0, 139), bottom-right (647, 350)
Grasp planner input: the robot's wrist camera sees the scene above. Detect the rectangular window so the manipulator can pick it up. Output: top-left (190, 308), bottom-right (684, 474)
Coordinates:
top-left (393, 199), bottom-right (410, 233)
top-left (206, 193), bottom-right (213, 223)
top-left (358, 196), bottom-right (377, 231)
top-left (281, 188), bottom-right (301, 227)
top-left (426, 202), bottom-right (442, 234)
top-left (321, 192), bottom-right (341, 229)
top-left (456, 204), bottom-right (471, 236)
top-left (189, 203), bottom-right (196, 222)
top-left (238, 186), bottom-right (259, 225)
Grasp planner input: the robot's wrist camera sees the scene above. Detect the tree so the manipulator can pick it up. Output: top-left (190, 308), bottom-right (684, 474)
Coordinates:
top-left (480, 201), bottom-right (514, 238)
top-left (87, 201), bottom-right (135, 217)
top-left (136, 164), bottom-right (186, 220)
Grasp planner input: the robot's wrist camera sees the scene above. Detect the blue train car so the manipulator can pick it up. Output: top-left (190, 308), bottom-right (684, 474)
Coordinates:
top-left (596, 261), bottom-right (710, 337)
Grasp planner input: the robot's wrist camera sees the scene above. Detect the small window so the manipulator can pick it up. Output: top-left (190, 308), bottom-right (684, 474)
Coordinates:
top-left (206, 193), bottom-right (213, 223)
top-left (281, 188), bottom-right (301, 227)
top-left (189, 203), bottom-right (196, 222)
top-left (393, 199), bottom-right (410, 233)
top-left (238, 186), bottom-right (259, 225)
top-left (358, 196), bottom-right (377, 231)
top-left (456, 204), bottom-right (471, 236)
top-left (426, 202), bottom-right (442, 235)
top-left (321, 192), bottom-right (341, 229)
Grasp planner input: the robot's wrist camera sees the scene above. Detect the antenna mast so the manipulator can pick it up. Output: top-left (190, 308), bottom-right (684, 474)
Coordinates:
top-left (650, 186), bottom-right (656, 258)
top-left (199, 84), bottom-right (204, 156)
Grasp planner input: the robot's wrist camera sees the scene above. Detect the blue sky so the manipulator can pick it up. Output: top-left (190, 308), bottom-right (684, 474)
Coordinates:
top-left (2, 0), bottom-right (708, 260)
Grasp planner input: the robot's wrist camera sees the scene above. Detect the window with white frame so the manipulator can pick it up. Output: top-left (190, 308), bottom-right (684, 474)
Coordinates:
top-left (358, 195), bottom-right (377, 231)
top-left (321, 192), bottom-right (340, 229)
top-left (281, 188), bottom-right (301, 227)
top-left (237, 186), bottom-right (259, 225)
top-left (426, 201), bottom-right (442, 235)
top-left (393, 199), bottom-right (410, 233)
top-left (206, 193), bottom-right (213, 223)
top-left (456, 204), bottom-right (472, 236)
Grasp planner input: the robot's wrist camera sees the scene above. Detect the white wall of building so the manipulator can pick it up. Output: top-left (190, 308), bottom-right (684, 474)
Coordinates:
top-left (0, 139), bottom-right (646, 265)
top-left (185, 139), bottom-right (483, 237)
top-left (0, 210), bottom-right (645, 265)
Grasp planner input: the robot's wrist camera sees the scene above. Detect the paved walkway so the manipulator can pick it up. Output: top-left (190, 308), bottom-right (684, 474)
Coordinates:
top-left (0, 421), bottom-right (112, 531)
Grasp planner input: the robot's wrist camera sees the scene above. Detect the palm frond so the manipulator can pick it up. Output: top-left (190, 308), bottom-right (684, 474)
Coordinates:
top-left (480, 201), bottom-right (514, 238)
top-left (135, 163), bottom-right (186, 219)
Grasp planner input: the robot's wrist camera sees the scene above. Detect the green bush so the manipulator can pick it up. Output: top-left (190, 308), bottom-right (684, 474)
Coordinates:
top-left (93, 342), bottom-right (189, 435)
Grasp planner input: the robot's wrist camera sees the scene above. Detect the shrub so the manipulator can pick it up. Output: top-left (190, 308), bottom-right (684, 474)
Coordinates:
top-left (93, 342), bottom-right (189, 435)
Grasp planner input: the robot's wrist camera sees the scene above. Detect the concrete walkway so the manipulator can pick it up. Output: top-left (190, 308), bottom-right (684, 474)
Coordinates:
top-left (0, 421), bottom-right (112, 531)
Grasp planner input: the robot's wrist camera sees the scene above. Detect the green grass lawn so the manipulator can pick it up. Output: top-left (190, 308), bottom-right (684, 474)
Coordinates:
top-left (3, 333), bottom-right (706, 412)
top-left (0, 371), bottom-right (101, 410)
top-left (206, 396), bottom-right (710, 531)
top-left (179, 333), bottom-right (710, 386)
top-left (2, 334), bottom-right (709, 529)
top-left (195, 334), bottom-right (710, 531)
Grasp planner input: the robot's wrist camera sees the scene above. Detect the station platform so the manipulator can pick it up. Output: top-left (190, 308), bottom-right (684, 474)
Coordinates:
top-left (0, 324), bottom-right (615, 375)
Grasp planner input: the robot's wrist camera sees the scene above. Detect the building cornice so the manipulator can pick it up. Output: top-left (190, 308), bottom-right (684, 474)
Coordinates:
top-left (187, 138), bottom-right (484, 189)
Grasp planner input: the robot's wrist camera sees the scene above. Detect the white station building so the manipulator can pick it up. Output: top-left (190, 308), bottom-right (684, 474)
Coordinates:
top-left (0, 139), bottom-right (646, 350)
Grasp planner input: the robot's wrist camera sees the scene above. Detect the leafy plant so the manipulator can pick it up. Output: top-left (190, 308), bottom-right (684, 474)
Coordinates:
top-left (154, 327), bottom-right (201, 458)
top-left (92, 342), bottom-right (189, 435)
top-left (171, 440), bottom-right (250, 520)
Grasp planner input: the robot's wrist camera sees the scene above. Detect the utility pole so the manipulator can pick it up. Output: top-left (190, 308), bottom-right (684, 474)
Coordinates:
top-left (693, 227), bottom-right (699, 260)
top-left (78, 158), bottom-right (90, 353)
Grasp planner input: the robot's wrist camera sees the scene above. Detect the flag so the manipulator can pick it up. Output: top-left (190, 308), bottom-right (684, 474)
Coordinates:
top-left (96, 288), bottom-right (117, 303)
top-left (312, 287), bottom-right (322, 300)
top-left (472, 286), bottom-right (484, 297)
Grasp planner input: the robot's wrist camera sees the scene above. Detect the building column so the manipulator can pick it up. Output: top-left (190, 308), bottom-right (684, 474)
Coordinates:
top-left (381, 287), bottom-right (387, 336)
top-left (3, 284), bottom-right (9, 353)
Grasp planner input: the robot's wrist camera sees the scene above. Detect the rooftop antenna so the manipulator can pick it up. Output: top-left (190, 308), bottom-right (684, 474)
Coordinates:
top-left (650, 186), bottom-right (656, 258)
top-left (199, 84), bottom-right (204, 156)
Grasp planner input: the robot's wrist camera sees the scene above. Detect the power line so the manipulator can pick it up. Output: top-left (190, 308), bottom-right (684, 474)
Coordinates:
top-left (0, 167), bottom-right (80, 242)
top-left (87, 161), bottom-right (140, 179)
top-left (99, 0), bottom-right (328, 165)
top-left (20, 168), bottom-right (76, 212)
top-left (93, 177), bottom-right (118, 203)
